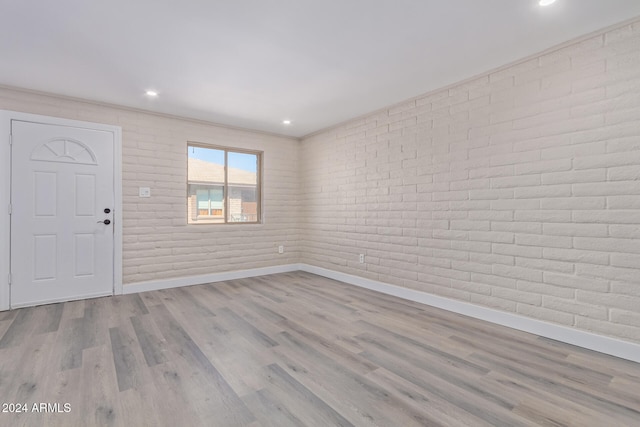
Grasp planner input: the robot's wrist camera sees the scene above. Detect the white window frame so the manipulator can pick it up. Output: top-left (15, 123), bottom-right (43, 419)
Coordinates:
top-left (187, 142), bottom-right (262, 225)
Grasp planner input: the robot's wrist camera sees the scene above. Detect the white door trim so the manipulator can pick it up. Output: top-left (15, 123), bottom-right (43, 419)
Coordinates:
top-left (0, 110), bottom-right (122, 310)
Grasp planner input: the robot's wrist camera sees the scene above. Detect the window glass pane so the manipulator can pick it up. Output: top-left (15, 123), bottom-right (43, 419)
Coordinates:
top-left (228, 151), bottom-right (258, 184)
top-left (210, 187), bottom-right (223, 202)
top-left (188, 144), bottom-right (260, 224)
top-left (239, 188), bottom-right (258, 222)
top-left (227, 152), bottom-right (258, 222)
top-left (210, 186), bottom-right (224, 216)
top-left (196, 189), bottom-right (210, 214)
top-left (188, 146), bottom-right (226, 223)
top-left (188, 146), bottom-right (224, 182)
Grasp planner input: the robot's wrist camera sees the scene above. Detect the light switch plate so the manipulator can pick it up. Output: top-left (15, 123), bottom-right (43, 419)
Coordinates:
top-left (139, 187), bottom-right (151, 198)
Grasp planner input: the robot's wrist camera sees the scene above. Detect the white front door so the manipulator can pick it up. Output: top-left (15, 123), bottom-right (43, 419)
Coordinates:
top-left (10, 120), bottom-right (115, 307)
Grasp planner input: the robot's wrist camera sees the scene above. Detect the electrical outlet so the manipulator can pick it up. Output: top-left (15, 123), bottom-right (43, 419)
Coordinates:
top-left (278, 245), bottom-right (284, 254)
top-left (359, 254), bottom-right (365, 263)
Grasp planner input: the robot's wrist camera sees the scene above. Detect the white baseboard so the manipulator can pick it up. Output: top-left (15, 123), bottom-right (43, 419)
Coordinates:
top-left (122, 264), bottom-right (301, 295)
top-left (121, 262), bottom-right (640, 363)
top-left (298, 264), bottom-right (640, 364)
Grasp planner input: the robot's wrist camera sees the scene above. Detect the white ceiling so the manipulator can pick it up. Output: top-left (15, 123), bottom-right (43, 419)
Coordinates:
top-left (2, 1), bottom-right (640, 138)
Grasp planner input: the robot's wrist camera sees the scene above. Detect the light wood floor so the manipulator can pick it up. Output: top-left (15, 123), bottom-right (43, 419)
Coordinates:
top-left (0, 272), bottom-right (638, 426)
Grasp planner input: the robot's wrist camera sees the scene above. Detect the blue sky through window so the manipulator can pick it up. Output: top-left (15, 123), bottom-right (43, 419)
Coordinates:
top-left (188, 146), bottom-right (257, 173)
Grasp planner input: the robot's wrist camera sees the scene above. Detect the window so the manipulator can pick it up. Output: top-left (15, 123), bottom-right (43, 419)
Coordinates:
top-left (187, 143), bottom-right (261, 224)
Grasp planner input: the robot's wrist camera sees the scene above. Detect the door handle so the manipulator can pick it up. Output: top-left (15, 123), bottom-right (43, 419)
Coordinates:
top-left (97, 219), bottom-right (111, 225)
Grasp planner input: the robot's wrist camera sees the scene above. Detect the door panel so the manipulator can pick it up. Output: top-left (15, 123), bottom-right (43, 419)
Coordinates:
top-left (33, 234), bottom-right (57, 280)
top-left (11, 120), bottom-right (114, 307)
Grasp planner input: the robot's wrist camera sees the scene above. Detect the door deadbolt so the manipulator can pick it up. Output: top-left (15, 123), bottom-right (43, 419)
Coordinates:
top-left (104, 208), bottom-right (111, 214)
top-left (98, 219), bottom-right (111, 225)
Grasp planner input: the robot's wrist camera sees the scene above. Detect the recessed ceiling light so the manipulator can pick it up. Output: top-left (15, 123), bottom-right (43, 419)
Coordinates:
top-left (539, 0), bottom-right (557, 6)
top-left (283, 120), bottom-right (291, 125)
top-left (145, 90), bottom-right (158, 97)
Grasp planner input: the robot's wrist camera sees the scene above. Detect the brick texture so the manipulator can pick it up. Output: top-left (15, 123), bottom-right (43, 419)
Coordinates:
top-left (299, 20), bottom-right (640, 344)
top-left (0, 87), bottom-right (300, 284)
top-left (2, 19), bottom-right (640, 345)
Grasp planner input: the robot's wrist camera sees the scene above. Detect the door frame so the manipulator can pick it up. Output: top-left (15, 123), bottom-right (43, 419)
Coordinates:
top-left (0, 110), bottom-right (123, 310)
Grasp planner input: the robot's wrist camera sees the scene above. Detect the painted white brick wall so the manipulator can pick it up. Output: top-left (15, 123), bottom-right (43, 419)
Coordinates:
top-left (0, 87), bottom-right (300, 285)
top-left (300, 19), bottom-right (640, 344)
top-left (2, 18), bottom-right (639, 346)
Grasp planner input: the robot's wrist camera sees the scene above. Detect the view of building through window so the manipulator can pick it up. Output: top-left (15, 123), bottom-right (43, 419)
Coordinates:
top-left (187, 144), bottom-right (261, 224)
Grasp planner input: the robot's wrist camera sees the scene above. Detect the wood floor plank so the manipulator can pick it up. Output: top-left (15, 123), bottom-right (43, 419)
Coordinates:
top-left (114, 388), bottom-right (157, 427)
top-left (34, 303), bottom-right (64, 334)
top-left (261, 363), bottom-right (354, 427)
top-left (566, 347), bottom-right (640, 382)
top-left (39, 372), bottom-right (83, 427)
top-left (353, 331), bottom-right (526, 419)
top-left (242, 388), bottom-right (306, 427)
top-left (0, 332), bottom-right (56, 427)
top-left (364, 365), bottom-right (489, 427)
top-left (278, 318), bottom-right (378, 375)
top-left (360, 348), bottom-right (535, 427)
top-left (188, 283), bottom-right (230, 310)
top-left (144, 360), bottom-right (204, 426)
top-left (172, 287), bottom-right (217, 318)
top-left (237, 277), bottom-right (286, 303)
top-left (273, 330), bottom-right (448, 427)
top-left (222, 298), bottom-right (286, 340)
top-left (201, 280), bottom-right (236, 301)
top-left (158, 295), bottom-right (274, 396)
top-left (137, 289), bottom-right (165, 308)
top-left (148, 303), bottom-right (256, 425)
top-left (82, 345), bottom-right (120, 426)
top-left (57, 299), bottom-right (85, 324)
top-left (0, 307), bottom-right (38, 348)
top-left (108, 324), bottom-right (153, 392)
top-left (480, 370), bottom-right (601, 426)
top-left (451, 333), bottom-right (615, 391)
top-left (356, 321), bottom-right (491, 376)
top-left (0, 309), bottom-right (17, 321)
top-left (0, 271), bottom-right (637, 426)
top-left (0, 318), bottom-right (12, 342)
top-left (129, 314), bottom-right (168, 367)
top-left (470, 351), bottom-right (640, 424)
top-left (58, 317), bottom-right (92, 371)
